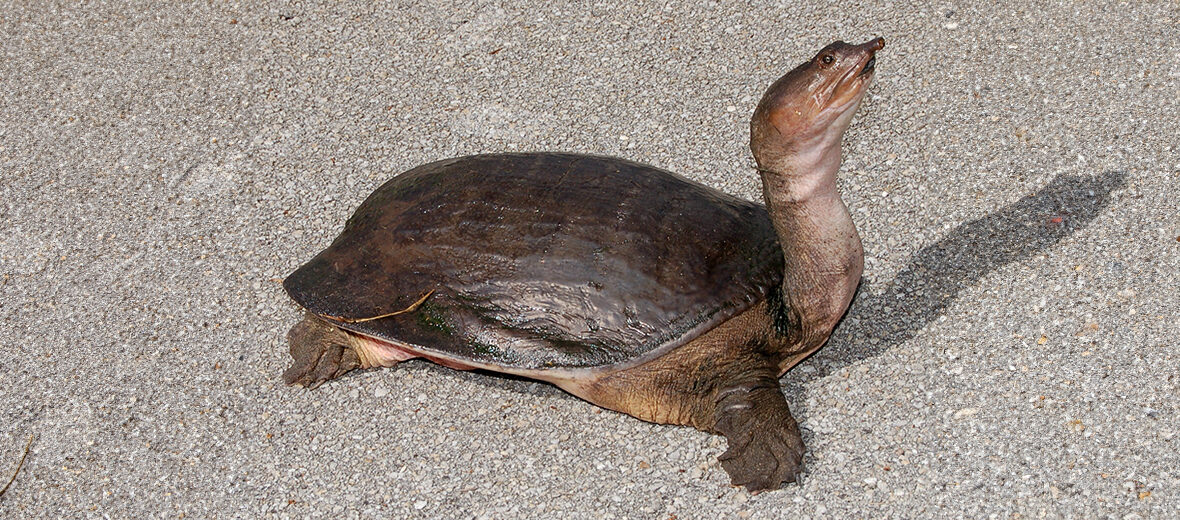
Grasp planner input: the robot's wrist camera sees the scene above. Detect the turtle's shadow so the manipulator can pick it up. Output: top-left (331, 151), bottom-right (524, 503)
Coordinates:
top-left (410, 361), bottom-right (567, 398)
top-left (782, 171), bottom-right (1126, 400)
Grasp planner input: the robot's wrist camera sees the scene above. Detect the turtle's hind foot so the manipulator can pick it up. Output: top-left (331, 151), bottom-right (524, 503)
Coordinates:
top-left (283, 314), bottom-right (416, 388)
top-left (283, 314), bottom-right (366, 389)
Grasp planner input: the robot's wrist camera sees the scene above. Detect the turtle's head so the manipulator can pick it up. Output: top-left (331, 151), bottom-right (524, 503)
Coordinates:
top-left (750, 37), bottom-right (884, 184)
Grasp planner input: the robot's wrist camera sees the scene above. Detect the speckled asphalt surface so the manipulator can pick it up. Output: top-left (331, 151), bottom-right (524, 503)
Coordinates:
top-left (1, 1), bottom-right (1177, 518)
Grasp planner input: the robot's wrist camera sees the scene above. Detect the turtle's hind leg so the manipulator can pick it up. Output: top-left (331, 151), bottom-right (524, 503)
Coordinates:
top-left (282, 314), bottom-right (406, 389)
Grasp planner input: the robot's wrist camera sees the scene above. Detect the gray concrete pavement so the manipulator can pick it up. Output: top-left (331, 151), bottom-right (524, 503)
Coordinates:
top-left (1, 1), bottom-right (1177, 518)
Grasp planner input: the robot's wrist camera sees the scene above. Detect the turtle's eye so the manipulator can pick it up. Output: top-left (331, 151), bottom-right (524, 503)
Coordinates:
top-left (821, 54), bottom-right (834, 66)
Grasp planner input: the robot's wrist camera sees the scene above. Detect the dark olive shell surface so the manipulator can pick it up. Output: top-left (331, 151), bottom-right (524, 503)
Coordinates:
top-left (284, 153), bottom-right (783, 369)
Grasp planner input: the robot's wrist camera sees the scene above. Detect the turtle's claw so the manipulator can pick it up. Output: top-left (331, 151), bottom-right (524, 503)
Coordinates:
top-left (283, 314), bottom-right (362, 388)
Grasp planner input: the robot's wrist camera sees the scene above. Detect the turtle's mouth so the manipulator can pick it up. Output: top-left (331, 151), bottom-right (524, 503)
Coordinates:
top-left (860, 55), bottom-right (876, 76)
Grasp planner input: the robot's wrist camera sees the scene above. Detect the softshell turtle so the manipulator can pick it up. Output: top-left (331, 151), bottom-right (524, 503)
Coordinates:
top-left (282, 38), bottom-right (884, 492)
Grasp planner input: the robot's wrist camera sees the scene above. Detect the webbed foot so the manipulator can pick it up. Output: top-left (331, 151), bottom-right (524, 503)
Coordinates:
top-left (282, 314), bottom-right (363, 389)
top-left (713, 375), bottom-right (805, 493)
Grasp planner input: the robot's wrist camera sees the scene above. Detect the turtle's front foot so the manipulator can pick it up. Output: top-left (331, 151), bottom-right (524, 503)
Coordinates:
top-left (712, 375), bottom-right (805, 493)
top-left (282, 314), bottom-right (364, 389)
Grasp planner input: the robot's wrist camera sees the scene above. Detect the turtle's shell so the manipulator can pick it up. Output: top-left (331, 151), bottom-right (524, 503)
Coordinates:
top-left (285, 153), bottom-right (783, 370)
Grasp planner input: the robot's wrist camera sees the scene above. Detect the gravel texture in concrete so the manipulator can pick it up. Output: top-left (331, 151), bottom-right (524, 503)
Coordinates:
top-left (1, 1), bottom-right (1177, 518)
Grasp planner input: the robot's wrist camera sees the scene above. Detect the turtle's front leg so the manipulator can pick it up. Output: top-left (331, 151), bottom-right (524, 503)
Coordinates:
top-left (711, 371), bottom-right (805, 493)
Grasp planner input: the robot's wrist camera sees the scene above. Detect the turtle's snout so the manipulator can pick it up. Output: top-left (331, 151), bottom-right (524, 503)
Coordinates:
top-left (858, 37), bottom-right (885, 75)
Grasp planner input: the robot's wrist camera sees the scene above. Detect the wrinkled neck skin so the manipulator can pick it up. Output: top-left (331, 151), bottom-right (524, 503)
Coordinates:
top-left (758, 102), bottom-right (865, 354)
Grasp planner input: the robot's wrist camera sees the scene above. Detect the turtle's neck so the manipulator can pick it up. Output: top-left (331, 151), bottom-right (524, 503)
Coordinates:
top-left (757, 131), bottom-right (863, 350)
